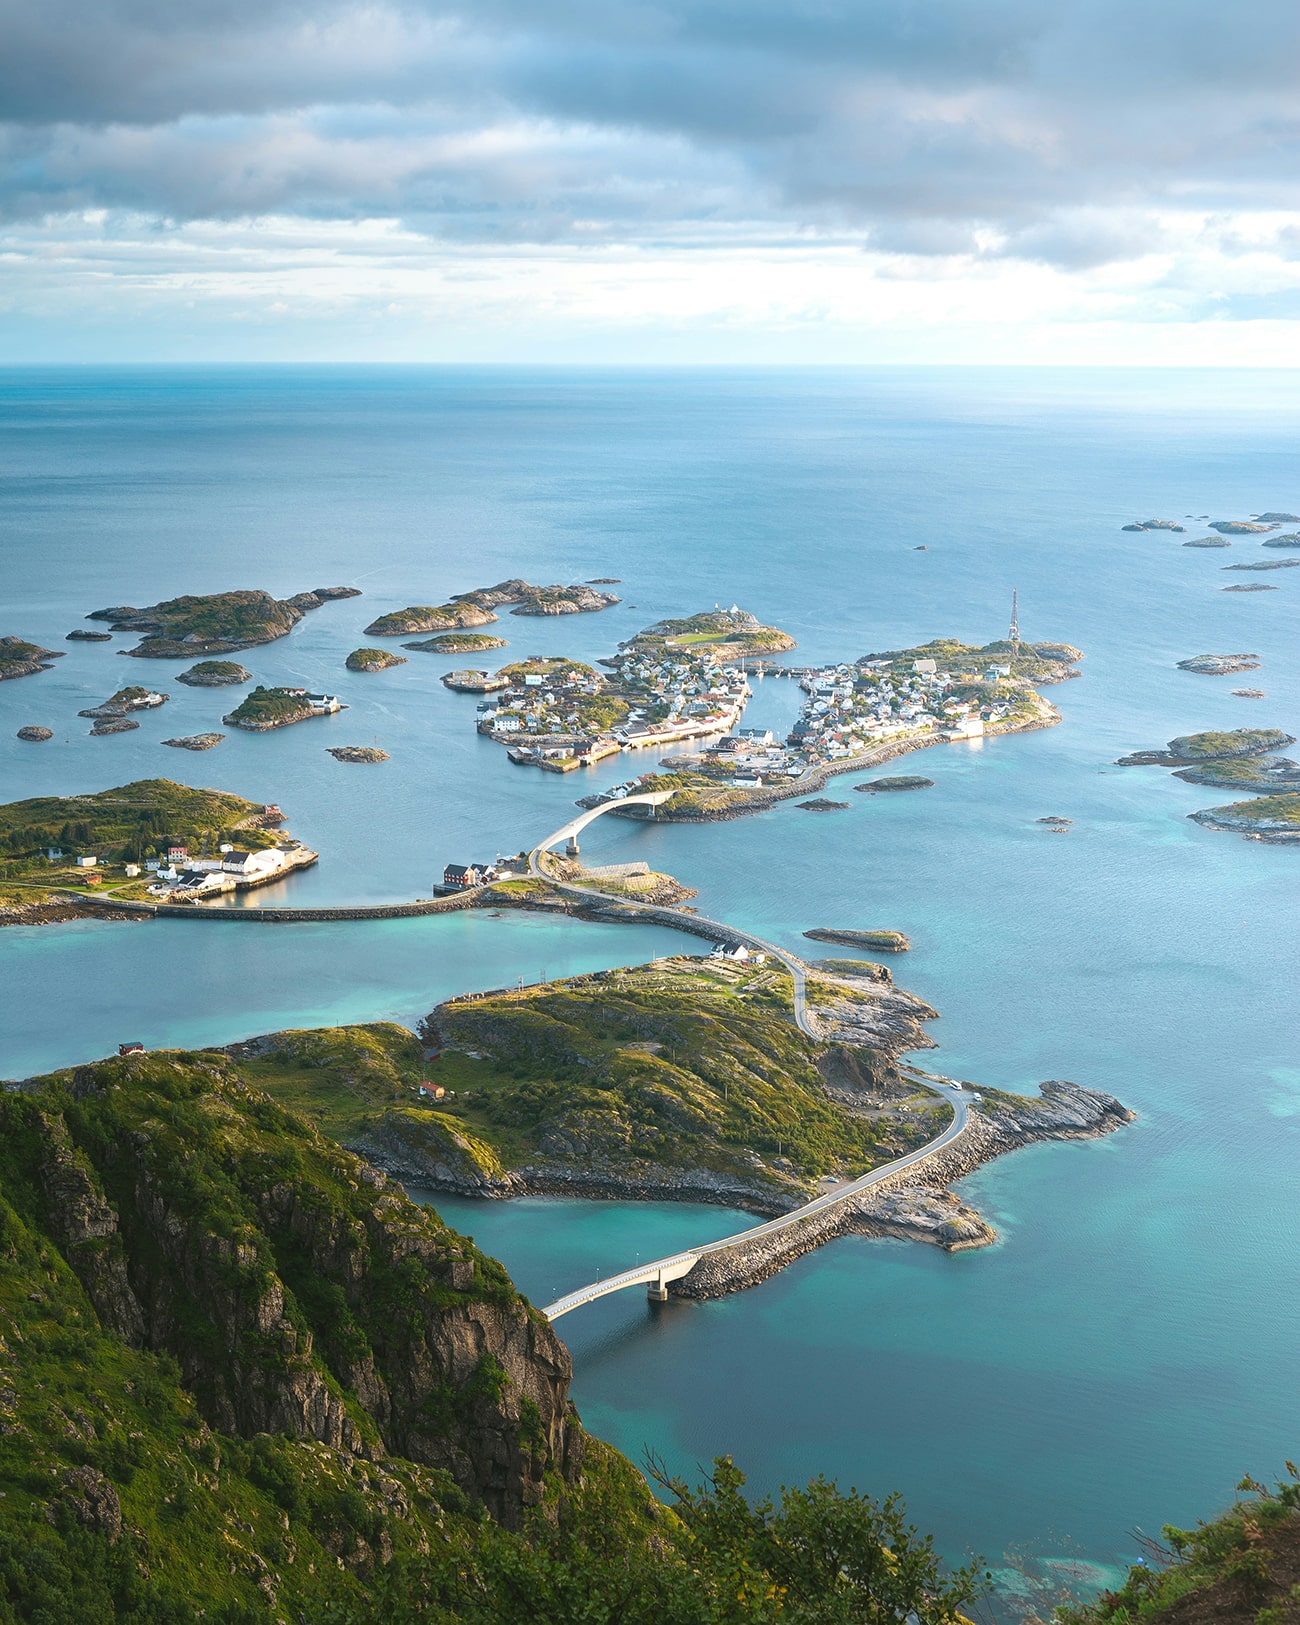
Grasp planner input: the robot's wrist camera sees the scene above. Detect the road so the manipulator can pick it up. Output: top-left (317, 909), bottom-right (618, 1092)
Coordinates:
top-left (526, 794), bottom-right (972, 1320)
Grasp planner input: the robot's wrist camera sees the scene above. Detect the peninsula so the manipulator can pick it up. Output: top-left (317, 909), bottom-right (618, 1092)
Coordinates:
top-left (0, 778), bottom-right (306, 925)
top-left (0, 635), bottom-right (63, 680)
top-left (88, 587), bottom-right (358, 657)
top-left (219, 954), bottom-right (1130, 1278)
top-left (1190, 793), bottom-right (1300, 840)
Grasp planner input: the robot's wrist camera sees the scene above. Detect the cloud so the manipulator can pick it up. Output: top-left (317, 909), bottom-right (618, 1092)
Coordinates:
top-left (4, 0), bottom-right (1300, 262)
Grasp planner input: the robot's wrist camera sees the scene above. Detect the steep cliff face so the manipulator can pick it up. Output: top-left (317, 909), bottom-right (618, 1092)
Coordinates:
top-left (5, 1050), bottom-right (578, 1529)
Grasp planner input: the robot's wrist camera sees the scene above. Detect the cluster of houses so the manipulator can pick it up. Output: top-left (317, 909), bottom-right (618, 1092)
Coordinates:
top-left (440, 857), bottom-right (527, 889)
top-left (147, 842), bottom-right (301, 898)
top-left (474, 645), bottom-right (753, 772)
top-left (692, 657), bottom-right (1019, 785)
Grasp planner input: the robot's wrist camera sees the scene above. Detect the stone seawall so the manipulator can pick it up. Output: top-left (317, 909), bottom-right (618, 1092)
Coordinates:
top-left (66, 888), bottom-right (486, 924)
top-left (674, 1081), bottom-right (1133, 1300)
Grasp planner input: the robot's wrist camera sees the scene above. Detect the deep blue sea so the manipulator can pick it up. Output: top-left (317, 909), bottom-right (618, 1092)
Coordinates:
top-left (3, 366), bottom-right (1298, 1599)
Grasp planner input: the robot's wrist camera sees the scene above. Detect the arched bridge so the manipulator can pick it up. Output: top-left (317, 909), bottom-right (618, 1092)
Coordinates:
top-left (529, 790), bottom-right (676, 873)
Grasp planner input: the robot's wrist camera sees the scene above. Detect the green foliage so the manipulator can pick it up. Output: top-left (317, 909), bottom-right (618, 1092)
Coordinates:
top-left (423, 957), bottom-right (927, 1184)
top-left (225, 686), bottom-right (318, 724)
top-left (1059, 1468), bottom-right (1300, 1625)
top-left (1168, 729), bottom-right (1291, 759)
top-left (1210, 793), bottom-right (1300, 826)
top-left (0, 779), bottom-right (269, 871)
top-left (314, 1453), bottom-right (987, 1624)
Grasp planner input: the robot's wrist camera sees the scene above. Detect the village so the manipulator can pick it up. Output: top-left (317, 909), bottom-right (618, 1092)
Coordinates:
top-left (461, 642), bottom-right (754, 772)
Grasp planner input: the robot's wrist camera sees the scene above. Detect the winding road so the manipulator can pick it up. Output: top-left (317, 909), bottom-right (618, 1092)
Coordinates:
top-left (526, 794), bottom-right (973, 1320)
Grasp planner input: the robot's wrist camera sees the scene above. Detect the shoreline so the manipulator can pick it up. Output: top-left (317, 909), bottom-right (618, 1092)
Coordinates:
top-left (606, 699), bottom-right (1061, 823)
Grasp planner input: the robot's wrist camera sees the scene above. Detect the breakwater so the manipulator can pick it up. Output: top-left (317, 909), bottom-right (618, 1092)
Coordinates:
top-left (65, 888), bottom-right (485, 924)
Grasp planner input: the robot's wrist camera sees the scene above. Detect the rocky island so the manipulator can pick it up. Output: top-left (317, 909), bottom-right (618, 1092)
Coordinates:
top-left (1262, 532), bottom-right (1300, 547)
top-left (797, 798), bottom-right (850, 810)
top-left (161, 733), bottom-right (225, 751)
top-left (1117, 727), bottom-right (1295, 767)
top-left (805, 927), bottom-right (911, 952)
top-left (0, 636), bottom-right (63, 680)
top-left (1223, 559), bottom-right (1300, 571)
top-left (78, 684), bottom-right (168, 719)
top-left (366, 579), bottom-right (619, 637)
top-left (345, 646), bottom-right (407, 672)
top-left (327, 745), bottom-right (390, 762)
top-left (1177, 654), bottom-right (1261, 674)
top-left (1122, 519), bottom-right (1185, 531)
top-left (224, 685), bottom-right (345, 730)
top-left (364, 601), bottom-right (499, 635)
top-left (88, 587), bottom-right (355, 657)
top-left (1222, 582), bottom-right (1277, 591)
top-left (176, 659), bottom-right (252, 686)
top-left (1183, 535), bottom-right (1231, 547)
top-left (855, 774), bottom-right (934, 791)
top-left (1190, 793), bottom-right (1300, 840)
top-left (629, 606), bottom-right (796, 654)
top-left (65, 627), bottom-right (113, 641)
top-left (403, 631), bottom-right (509, 652)
top-left (1210, 519), bottom-right (1277, 534)
top-left (16, 725), bottom-right (53, 741)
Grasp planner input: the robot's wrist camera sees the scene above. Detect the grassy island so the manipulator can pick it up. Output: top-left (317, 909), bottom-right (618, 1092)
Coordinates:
top-left (224, 685), bottom-right (342, 730)
top-left (403, 632), bottom-right (509, 652)
top-left (364, 602), bottom-right (498, 635)
top-left (176, 659), bottom-right (251, 686)
top-left (631, 608), bottom-right (795, 653)
top-left (345, 646), bottom-right (407, 672)
top-left (1168, 728), bottom-right (1293, 758)
top-left (88, 589), bottom-right (323, 657)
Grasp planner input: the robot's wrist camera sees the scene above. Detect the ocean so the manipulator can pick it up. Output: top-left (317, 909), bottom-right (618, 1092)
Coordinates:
top-left (2, 364), bottom-right (1298, 1596)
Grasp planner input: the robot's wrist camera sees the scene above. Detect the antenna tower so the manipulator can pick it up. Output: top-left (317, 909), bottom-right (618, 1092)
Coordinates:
top-left (1009, 589), bottom-right (1021, 662)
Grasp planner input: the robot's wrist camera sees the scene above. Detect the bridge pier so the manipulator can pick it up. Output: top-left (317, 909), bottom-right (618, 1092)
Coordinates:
top-left (646, 1277), bottom-right (669, 1303)
top-left (565, 838), bottom-right (580, 857)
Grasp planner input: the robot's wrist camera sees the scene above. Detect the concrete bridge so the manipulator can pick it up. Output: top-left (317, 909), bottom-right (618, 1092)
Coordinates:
top-left (543, 1081), bottom-right (970, 1319)
top-left (529, 790), bottom-right (677, 867)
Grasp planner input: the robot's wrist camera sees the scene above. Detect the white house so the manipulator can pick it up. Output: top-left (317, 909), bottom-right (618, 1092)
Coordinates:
top-left (75, 855), bottom-right (97, 868)
top-left (221, 849), bottom-right (283, 878)
top-left (912, 658), bottom-right (938, 675)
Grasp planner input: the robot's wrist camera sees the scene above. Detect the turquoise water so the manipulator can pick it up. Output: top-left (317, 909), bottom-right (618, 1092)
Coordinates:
top-left (2, 366), bottom-right (1299, 1584)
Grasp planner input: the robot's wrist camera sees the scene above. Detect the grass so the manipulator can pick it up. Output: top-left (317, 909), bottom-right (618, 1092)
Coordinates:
top-left (0, 778), bottom-right (277, 883)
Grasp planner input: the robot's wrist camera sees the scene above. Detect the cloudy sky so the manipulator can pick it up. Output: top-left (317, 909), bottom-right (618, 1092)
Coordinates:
top-left (7, 0), bottom-right (1300, 361)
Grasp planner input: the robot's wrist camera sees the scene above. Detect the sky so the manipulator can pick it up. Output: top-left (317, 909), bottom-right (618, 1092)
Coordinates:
top-left (7, 0), bottom-right (1300, 363)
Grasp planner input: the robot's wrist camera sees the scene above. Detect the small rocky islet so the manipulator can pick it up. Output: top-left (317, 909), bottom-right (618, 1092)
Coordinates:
top-left (176, 660), bottom-right (252, 686)
top-left (64, 628), bottom-right (113, 641)
top-left (402, 632), bottom-right (509, 653)
top-left (855, 775), bottom-right (934, 792)
top-left (1183, 536), bottom-right (1231, 547)
top-left (804, 927), bottom-right (912, 952)
top-left (797, 798), bottom-right (850, 811)
top-left (1176, 654), bottom-right (1261, 674)
top-left (161, 733), bottom-right (225, 751)
top-left (16, 725), bottom-right (54, 742)
top-left (345, 646), bottom-right (407, 672)
top-left (1222, 559), bottom-right (1300, 572)
top-left (1223, 583), bottom-right (1277, 591)
top-left (327, 746), bottom-right (390, 762)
